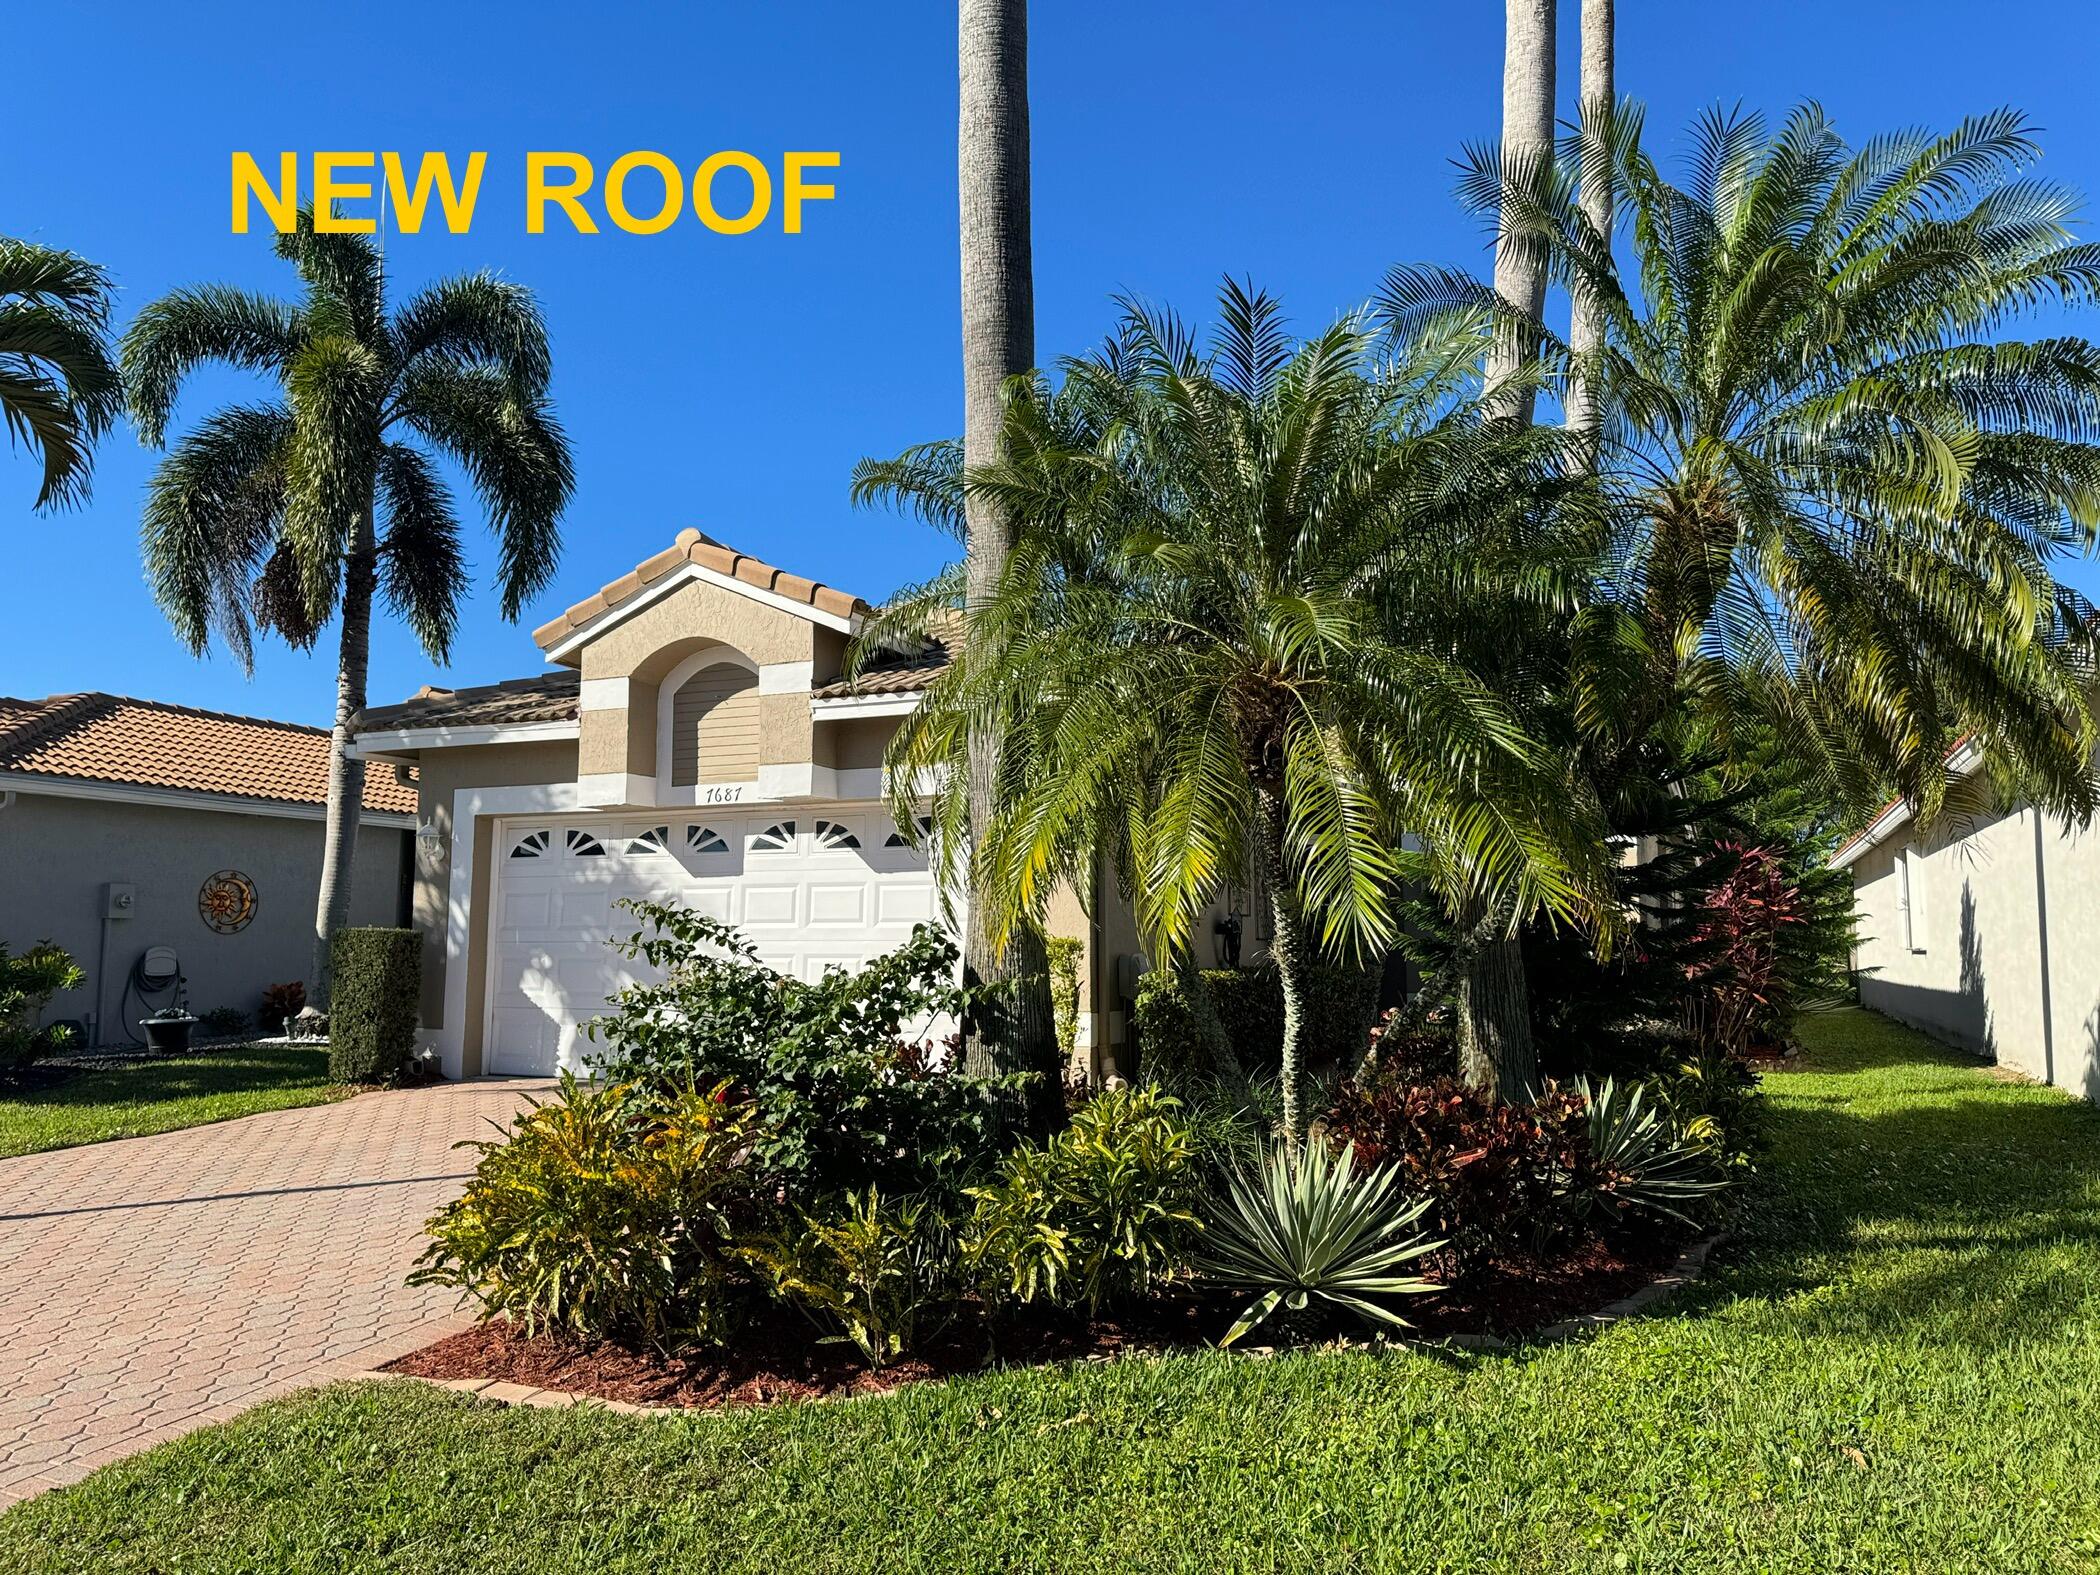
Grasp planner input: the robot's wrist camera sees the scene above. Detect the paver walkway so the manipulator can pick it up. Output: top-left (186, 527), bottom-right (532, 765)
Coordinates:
top-left (0, 1079), bottom-right (544, 1502)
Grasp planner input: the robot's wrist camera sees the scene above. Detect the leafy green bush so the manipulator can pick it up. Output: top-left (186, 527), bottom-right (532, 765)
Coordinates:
top-left (1199, 1142), bottom-right (1440, 1345)
top-left (1046, 935), bottom-right (1083, 1060)
top-left (1130, 968), bottom-right (1236, 1089)
top-left (1321, 1076), bottom-right (1592, 1269)
top-left (328, 928), bottom-right (420, 1084)
top-left (411, 1075), bottom-right (756, 1346)
top-left (199, 1006), bottom-right (251, 1038)
top-left (590, 903), bottom-right (1024, 1206)
top-left (1200, 962), bottom-right (1384, 1074)
top-left (0, 941), bottom-right (82, 1075)
top-left (964, 1085), bottom-right (1203, 1313)
top-left (742, 1190), bottom-right (956, 1369)
top-left (1204, 967), bottom-right (1284, 1068)
top-left (1577, 1076), bottom-right (1728, 1225)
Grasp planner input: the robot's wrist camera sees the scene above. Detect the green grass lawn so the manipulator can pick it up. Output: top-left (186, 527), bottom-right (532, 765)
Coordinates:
top-left (5, 1008), bottom-right (2099, 1572)
top-left (0, 1044), bottom-right (350, 1159)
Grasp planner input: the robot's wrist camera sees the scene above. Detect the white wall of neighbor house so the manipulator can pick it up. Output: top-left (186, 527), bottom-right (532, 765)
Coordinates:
top-left (0, 789), bottom-right (409, 1043)
top-left (1851, 798), bottom-right (2100, 1101)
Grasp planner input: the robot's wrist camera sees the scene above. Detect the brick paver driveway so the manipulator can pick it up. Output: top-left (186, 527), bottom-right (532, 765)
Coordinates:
top-left (0, 1079), bottom-right (544, 1503)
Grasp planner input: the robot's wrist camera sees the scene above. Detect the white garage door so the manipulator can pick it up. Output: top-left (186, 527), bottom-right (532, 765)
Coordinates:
top-left (484, 804), bottom-right (946, 1076)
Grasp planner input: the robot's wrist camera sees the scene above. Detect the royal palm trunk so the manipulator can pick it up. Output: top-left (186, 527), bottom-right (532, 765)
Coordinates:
top-left (1565, 0), bottom-right (1613, 463)
top-left (958, 0), bottom-right (1057, 1122)
top-left (311, 515), bottom-right (376, 1001)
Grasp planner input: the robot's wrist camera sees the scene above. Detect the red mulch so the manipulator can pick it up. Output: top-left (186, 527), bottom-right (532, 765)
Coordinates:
top-left (382, 1230), bottom-right (1698, 1411)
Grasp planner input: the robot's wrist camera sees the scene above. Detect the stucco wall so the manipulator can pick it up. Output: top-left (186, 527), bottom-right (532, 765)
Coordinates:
top-left (0, 790), bottom-right (407, 1043)
top-left (1852, 799), bottom-right (2100, 1099)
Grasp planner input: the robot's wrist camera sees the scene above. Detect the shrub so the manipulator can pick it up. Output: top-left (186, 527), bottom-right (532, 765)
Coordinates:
top-left (199, 1006), bottom-right (251, 1038)
top-left (1360, 1003), bottom-right (1458, 1083)
top-left (0, 941), bottom-right (82, 1075)
top-left (412, 1075), bottom-right (756, 1346)
top-left (1046, 935), bottom-right (1083, 1061)
top-left (1577, 1076), bottom-right (1728, 1225)
top-left (964, 1085), bottom-right (1204, 1313)
top-left (743, 1190), bottom-right (956, 1369)
top-left (1322, 1076), bottom-right (1591, 1269)
top-left (1199, 1142), bottom-right (1440, 1346)
top-left (1199, 962), bottom-right (1384, 1074)
top-left (1130, 968), bottom-right (1235, 1089)
top-left (258, 981), bottom-right (306, 1034)
top-left (328, 928), bottom-right (420, 1084)
top-left (590, 903), bottom-right (1024, 1205)
top-left (1660, 1039), bottom-right (1764, 1165)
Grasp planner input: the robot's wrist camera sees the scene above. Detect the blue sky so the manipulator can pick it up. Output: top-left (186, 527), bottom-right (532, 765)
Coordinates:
top-left (7, 0), bottom-right (2100, 725)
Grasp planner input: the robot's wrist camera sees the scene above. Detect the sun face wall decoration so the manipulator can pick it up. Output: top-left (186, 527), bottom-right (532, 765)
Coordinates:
top-left (198, 869), bottom-right (259, 934)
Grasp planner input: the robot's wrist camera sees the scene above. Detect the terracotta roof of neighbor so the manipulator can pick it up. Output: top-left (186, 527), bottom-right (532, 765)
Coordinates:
top-left (0, 693), bottom-right (417, 816)
top-left (355, 671), bottom-right (582, 734)
top-left (532, 528), bottom-right (869, 655)
top-left (812, 647), bottom-right (950, 699)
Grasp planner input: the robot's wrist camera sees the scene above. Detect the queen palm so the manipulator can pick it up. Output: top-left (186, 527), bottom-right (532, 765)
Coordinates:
top-left (856, 283), bottom-right (1610, 1147)
top-left (0, 237), bottom-right (121, 510)
top-left (124, 217), bottom-right (572, 994)
top-left (1418, 103), bottom-right (2100, 828)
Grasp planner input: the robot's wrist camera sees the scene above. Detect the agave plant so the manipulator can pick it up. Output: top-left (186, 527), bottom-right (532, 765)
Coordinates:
top-left (1199, 1141), bottom-right (1441, 1347)
top-left (1577, 1075), bottom-right (1727, 1224)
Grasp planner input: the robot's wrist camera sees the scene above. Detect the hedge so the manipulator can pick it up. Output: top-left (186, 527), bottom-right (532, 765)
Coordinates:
top-left (1129, 968), bottom-right (1236, 1089)
top-left (329, 928), bottom-right (422, 1085)
top-left (1178, 962), bottom-right (1384, 1075)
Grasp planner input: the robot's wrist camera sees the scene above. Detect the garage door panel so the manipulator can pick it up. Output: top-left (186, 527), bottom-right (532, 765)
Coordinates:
top-left (876, 884), bottom-right (935, 925)
top-left (742, 885), bottom-right (800, 926)
top-left (808, 884), bottom-right (868, 925)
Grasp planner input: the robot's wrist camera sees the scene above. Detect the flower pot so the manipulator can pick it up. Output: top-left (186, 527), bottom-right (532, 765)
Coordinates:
top-left (143, 1016), bottom-right (196, 1054)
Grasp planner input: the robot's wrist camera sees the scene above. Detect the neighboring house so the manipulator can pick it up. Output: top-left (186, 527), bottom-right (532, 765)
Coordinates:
top-left (1836, 741), bottom-right (2100, 1101)
top-left (353, 528), bottom-right (1251, 1082)
top-left (0, 693), bottom-right (415, 1045)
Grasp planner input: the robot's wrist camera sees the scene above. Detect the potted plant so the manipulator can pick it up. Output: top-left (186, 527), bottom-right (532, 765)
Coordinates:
top-left (143, 1004), bottom-right (197, 1053)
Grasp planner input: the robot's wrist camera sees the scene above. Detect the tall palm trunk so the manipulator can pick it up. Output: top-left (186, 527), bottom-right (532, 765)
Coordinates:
top-left (1462, 0), bottom-right (1557, 1096)
top-left (958, 0), bottom-right (1057, 1125)
top-left (1484, 0), bottom-right (1557, 425)
top-left (311, 513), bottom-right (376, 1002)
top-left (1253, 787), bottom-right (1310, 1156)
top-left (1564, 0), bottom-right (1613, 463)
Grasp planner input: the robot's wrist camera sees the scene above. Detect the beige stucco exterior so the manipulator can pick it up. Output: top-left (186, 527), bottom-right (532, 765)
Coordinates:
top-left (1847, 793), bottom-right (2100, 1101)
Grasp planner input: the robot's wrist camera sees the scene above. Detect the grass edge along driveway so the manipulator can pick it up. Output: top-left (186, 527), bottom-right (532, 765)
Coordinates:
top-left (0, 1045), bottom-right (349, 1159)
top-left (4, 1008), bottom-right (2099, 1573)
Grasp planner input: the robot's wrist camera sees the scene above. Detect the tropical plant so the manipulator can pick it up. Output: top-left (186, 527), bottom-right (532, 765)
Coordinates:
top-left (589, 903), bottom-right (1024, 1204)
top-left (1322, 1074), bottom-right (1591, 1269)
top-left (0, 237), bottom-right (121, 511)
top-left (1419, 104), bottom-right (2100, 832)
top-left (1564, 0), bottom-right (1616, 460)
top-left (1199, 1141), bottom-right (1441, 1346)
top-left (854, 282), bottom-right (1613, 1149)
top-left (410, 1075), bottom-right (754, 1346)
top-left (955, 0), bottom-right (1058, 1108)
top-left (124, 214), bottom-right (572, 994)
top-left (0, 941), bottom-right (84, 1075)
top-left (1576, 1075), bottom-right (1728, 1224)
top-left (963, 1084), bottom-right (1203, 1313)
top-left (742, 1190), bottom-right (957, 1370)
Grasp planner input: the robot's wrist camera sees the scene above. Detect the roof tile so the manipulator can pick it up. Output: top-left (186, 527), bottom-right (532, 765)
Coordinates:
top-left (0, 694), bottom-right (416, 815)
top-left (354, 671), bottom-right (581, 734)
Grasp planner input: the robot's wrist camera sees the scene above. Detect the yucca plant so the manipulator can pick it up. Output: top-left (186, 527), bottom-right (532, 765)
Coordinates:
top-left (1576, 1075), bottom-right (1727, 1225)
top-left (1199, 1141), bottom-right (1441, 1346)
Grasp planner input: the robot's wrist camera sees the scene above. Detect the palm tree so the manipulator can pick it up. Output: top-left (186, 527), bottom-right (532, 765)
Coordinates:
top-left (124, 217), bottom-right (572, 995)
top-left (1440, 103), bottom-right (2100, 838)
top-left (856, 283), bottom-right (1610, 1149)
top-left (957, 0), bottom-right (1058, 1104)
top-left (1563, 0), bottom-right (1614, 463)
top-left (0, 238), bottom-right (121, 510)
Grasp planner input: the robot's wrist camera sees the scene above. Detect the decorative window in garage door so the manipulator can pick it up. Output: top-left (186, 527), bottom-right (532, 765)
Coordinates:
top-left (625, 826), bottom-right (672, 856)
top-left (750, 821), bottom-right (797, 852)
top-left (884, 816), bottom-right (936, 849)
top-left (815, 818), bottom-right (860, 851)
top-left (565, 829), bottom-right (607, 857)
top-left (509, 828), bottom-right (553, 859)
top-left (686, 824), bottom-right (729, 854)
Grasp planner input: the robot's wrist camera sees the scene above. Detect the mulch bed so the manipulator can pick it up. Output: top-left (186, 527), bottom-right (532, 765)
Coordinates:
top-left (382, 1229), bottom-right (1697, 1412)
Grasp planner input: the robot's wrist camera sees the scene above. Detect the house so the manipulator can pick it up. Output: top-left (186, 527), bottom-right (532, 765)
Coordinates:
top-left (1836, 741), bottom-right (2100, 1101)
top-left (352, 528), bottom-right (1253, 1082)
top-left (0, 692), bottom-right (415, 1045)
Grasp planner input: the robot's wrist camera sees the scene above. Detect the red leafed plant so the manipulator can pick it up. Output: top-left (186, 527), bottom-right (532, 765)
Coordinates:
top-left (1684, 843), bottom-right (1802, 1056)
